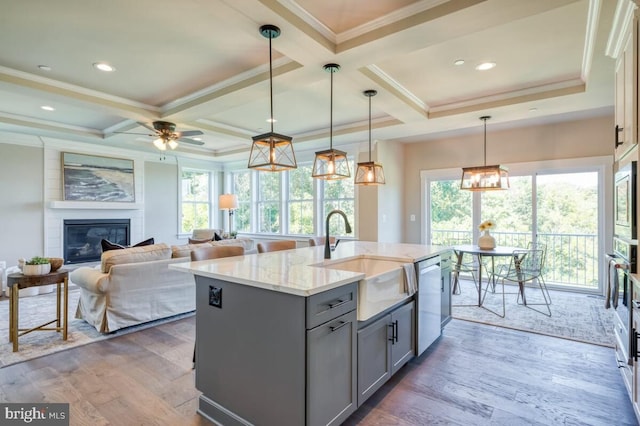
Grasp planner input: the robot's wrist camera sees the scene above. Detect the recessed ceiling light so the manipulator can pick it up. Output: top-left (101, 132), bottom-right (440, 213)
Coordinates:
top-left (454, 59), bottom-right (465, 66)
top-left (529, 107), bottom-right (538, 112)
top-left (41, 105), bottom-right (55, 111)
top-left (475, 62), bottom-right (496, 71)
top-left (191, 137), bottom-right (202, 141)
top-left (38, 65), bottom-right (52, 71)
top-left (93, 62), bottom-right (115, 72)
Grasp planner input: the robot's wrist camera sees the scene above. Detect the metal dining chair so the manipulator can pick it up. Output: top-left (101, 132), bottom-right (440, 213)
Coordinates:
top-left (488, 248), bottom-right (550, 317)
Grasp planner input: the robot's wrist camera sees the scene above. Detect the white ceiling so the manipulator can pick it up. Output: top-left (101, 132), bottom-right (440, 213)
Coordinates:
top-left (0, 0), bottom-right (619, 163)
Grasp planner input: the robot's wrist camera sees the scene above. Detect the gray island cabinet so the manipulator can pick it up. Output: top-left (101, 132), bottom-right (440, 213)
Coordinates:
top-left (171, 241), bottom-right (449, 426)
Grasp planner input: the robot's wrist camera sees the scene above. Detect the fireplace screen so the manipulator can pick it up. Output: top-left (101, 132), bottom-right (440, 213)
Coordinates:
top-left (64, 219), bottom-right (130, 264)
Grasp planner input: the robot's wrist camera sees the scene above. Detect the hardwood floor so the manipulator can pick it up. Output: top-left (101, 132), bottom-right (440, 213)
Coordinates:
top-left (0, 317), bottom-right (635, 425)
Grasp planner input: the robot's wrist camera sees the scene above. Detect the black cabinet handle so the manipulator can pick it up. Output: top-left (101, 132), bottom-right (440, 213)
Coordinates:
top-left (616, 124), bottom-right (624, 148)
top-left (394, 320), bottom-right (399, 343)
top-left (441, 276), bottom-right (444, 292)
top-left (634, 328), bottom-right (639, 362)
top-left (388, 323), bottom-right (395, 344)
top-left (328, 299), bottom-right (348, 309)
top-left (330, 321), bottom-right (348, 332)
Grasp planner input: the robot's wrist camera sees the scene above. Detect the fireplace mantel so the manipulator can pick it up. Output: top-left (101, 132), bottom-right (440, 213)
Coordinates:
top-left (49, 201), bottom-right (143, 210)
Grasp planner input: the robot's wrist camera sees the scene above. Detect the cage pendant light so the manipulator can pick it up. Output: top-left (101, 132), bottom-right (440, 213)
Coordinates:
top-left (312, 63), bottom-right (350, 180)
top-left (248, 24), bottom-right (297, 172)
top-left (355, 89), bottom-right (385, 185)
top-left (460, 116), bottom-right (509, 191)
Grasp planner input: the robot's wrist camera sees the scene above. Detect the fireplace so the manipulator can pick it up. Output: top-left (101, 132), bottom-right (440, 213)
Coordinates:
top-left (63, 219), bottom-right (130, 264)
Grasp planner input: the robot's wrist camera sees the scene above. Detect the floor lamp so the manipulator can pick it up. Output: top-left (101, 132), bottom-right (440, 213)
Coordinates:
top-left (219, 194), bottom-right (238, 235)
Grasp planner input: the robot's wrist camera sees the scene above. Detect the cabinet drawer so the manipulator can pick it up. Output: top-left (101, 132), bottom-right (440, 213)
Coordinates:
top-left (307, 283), bottom-right (357, 329)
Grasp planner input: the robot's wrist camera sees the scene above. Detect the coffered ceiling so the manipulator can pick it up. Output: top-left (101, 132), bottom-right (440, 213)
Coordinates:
top-left (0, 0), bottom-right (618, 162)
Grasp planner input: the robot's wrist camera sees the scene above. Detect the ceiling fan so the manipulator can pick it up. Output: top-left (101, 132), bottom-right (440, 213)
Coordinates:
top-left (117, 121), bottom-right (205, 151)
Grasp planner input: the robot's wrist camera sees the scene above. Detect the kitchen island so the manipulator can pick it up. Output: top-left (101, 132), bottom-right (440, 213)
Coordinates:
top-left (171, 241), bottom-right (450, 426)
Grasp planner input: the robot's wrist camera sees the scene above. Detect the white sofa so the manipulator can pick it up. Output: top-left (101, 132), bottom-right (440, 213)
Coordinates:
top-left (70, 239), bottom-right (252, 333)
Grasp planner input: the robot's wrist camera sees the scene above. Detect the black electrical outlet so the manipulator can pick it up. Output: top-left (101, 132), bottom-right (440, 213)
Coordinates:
top-left (209, 286), bottom-right (222, 308)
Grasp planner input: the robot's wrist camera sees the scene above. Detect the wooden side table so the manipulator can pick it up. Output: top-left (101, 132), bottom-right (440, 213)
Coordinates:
top-left (7, 270), bottom-right (69, 352)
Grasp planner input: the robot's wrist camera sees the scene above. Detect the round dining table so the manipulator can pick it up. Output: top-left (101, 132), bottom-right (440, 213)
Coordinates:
top-left (451, 245), bottom-right (525, 317)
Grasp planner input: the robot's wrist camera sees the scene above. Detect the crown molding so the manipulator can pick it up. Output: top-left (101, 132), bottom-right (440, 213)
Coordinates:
top-left (605, 0), bottom-right (638, 58)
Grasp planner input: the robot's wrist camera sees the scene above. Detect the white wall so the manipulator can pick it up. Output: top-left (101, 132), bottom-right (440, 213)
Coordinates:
top-left (0, 142), bottom-right (44, 266)
top-left (145, 161), bottom-right (180, 246)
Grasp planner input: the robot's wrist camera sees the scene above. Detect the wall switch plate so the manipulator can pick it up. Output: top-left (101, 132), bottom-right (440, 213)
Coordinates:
top-left (410, 214), bottom-right (416, 221)
top-left (209, 285), bottom-right (222, 308)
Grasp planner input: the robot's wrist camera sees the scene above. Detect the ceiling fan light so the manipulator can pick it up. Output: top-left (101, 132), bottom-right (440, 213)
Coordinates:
top-left (153, 138), bottom-right (166, 151)
top-left (311, 149), bottom-right (350, 180)
top-left (168, 140), bottom-right (178, 150)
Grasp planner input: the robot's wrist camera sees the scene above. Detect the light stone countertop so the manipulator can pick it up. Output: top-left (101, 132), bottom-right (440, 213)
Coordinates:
top-left (170, 241), bottom-right (450, 296)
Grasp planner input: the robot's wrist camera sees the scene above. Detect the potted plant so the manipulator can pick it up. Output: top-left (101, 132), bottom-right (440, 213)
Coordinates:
top-left (23, 256), bottom-right (51, 276)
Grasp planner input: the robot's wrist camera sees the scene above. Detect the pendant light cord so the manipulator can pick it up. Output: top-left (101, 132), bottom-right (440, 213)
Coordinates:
top-left (368, 94), bottom-right (372, 162)
top-left (269, 35), bottom-right (274, 134)
top-left (480, 116), bottom-right (491, 166)
top-left (329, 69), bottom-right (333, 149)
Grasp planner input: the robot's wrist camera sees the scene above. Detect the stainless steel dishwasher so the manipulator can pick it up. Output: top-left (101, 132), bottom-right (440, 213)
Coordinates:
top-left (416, 255), bottom-right (441, 356)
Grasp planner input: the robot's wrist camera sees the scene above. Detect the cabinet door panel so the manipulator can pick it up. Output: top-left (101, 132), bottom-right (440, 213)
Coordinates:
top-left (357, 314), bottom-right (392, 406)
top-left (391, 300), bottom-right (415, 374)
top-left (307, 310), bottom-right (357, 426)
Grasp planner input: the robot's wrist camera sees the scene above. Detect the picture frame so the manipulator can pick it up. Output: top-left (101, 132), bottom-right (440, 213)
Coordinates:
top-left (62, 152), bottom-right (135, 202)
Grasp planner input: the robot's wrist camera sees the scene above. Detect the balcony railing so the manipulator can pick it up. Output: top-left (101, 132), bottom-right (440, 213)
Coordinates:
top-left (432, 230), bottom-right (598, 289)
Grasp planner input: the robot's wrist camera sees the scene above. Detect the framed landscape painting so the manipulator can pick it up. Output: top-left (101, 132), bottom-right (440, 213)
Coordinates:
top-left (62, 152), bottom-right (135, 202)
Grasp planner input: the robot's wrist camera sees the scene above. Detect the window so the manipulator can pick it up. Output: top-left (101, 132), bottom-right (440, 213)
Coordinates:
top-left (181, 169), bottom-right (211, 233)
top-left (227, 157), bottom-right (356, 236)
top-left (257, 171), bottom-right (281, 233)
top-left (232, 171), bottom-right (251, 233)
top-left (322, 159), bottom-right (355, 237)
top-left (425, 164), bottom-right (602, 291)
top-left (288, 163), bottom-right (314, 235)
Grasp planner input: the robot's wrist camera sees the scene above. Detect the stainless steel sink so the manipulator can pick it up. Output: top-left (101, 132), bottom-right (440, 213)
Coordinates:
top-left (313, 256), bottom-right (411, 321)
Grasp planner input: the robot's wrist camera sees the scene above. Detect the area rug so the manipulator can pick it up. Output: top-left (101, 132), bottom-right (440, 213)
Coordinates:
top-left (452, 279), bottom-right (616, 347)
top-left (0, 288), bottom-right (194, 368)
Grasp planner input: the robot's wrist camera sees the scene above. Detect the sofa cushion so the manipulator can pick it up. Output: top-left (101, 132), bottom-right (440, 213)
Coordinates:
top-left (191, 228), bottom-right (224, 240)
top-left (101, 237), bottom-right (155, 252)
top-left (101, 243), bottom-right (171, 273)
top-left (188, 237), bottom-right (211, 244)
top-left (171, 243), bottom-right (211, 258)
top-left (171, 239), bottom-right (251, 258)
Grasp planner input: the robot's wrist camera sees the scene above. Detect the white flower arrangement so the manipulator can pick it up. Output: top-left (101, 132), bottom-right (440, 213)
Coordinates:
top-left (478, 220), bottom-right (496, 232)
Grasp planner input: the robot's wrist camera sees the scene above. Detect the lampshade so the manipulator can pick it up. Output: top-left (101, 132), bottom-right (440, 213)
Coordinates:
top-left (153, 137), bottom-right (178, 151)
top-left (248, 24), bottom-right (296, 172)
top-left (460, 116), bottom-right (509, 191)
top-left (355, 89), bottom-right (385, 185)
top-left (312, 64), bottom-right (350, 180)
top-left (219, 194), bottom-right (238, 210)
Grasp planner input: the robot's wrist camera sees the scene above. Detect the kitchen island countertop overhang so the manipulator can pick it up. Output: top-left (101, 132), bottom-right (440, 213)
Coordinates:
top-left (169, 241), bottom-right (449, 296)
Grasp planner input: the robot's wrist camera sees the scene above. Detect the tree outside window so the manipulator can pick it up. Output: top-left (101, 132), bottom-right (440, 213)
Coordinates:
top-left (181, 169), bottom-right (211, 233)
top-left (232, 171), bottom-right (251, 233)
top-left (322, 159), bottom-right (355, 237)
top-left (257, 172), bottom-right (281, 233)
top-left (288, 163), bottom-right (314, 235)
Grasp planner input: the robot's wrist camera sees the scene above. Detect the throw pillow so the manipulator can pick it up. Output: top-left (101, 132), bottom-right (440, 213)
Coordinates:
top-left (101, 239), bottom-right (126, 252)
top-left (101, 237), bottom-right (155, 252)
top-left (213, 232), bottom-right (223, 241)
